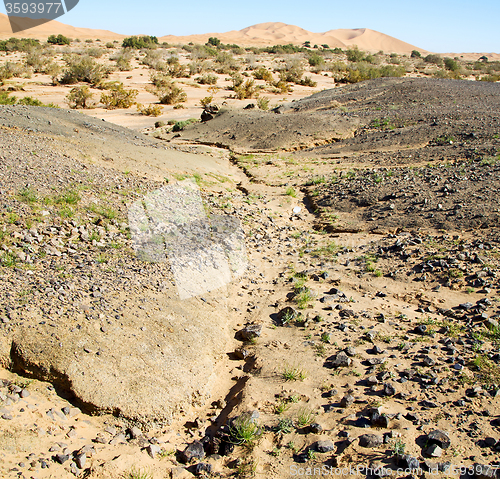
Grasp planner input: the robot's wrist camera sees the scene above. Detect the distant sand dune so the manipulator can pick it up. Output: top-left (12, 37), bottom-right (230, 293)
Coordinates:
top-left (0, 16), bottom-right (497, 57)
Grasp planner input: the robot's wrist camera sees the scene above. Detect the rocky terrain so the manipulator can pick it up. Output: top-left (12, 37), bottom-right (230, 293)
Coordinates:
top-left (0, 77), bottom-right (499, 479)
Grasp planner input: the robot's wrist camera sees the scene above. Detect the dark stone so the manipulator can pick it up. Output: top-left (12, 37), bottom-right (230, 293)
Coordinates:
top-left (194, 462), bottom-right (213, 475)
top-left (316, 440), bottom-right (335, 453)
top-left (238, 324), bottom-right (262, 341)
top-left (358, 434), bottom-right (383, 448)
top-left (383, 383), bottom-right (396, 396)
top-left (53, 454), bottom-right (70, 464)
top-left (397, 455), bottom-right (420, 470)
top-left (309, 423), bottom-right (323, 434)
top-left (340, 394), bottom-right (354, 408)
top-left (426, 429), bottom-right (451, 449)
top-left (371, 412), bottom-right (390, 428)
top-left (181, 440), bottom-right (205, 463)
top-left (326, 351), bottom-right (351, 368)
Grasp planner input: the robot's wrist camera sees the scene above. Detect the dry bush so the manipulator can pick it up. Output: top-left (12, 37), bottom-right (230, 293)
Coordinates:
top-left (111, 49), bottom-right (133, 71)
top-left (148, 78), bottom-right (187, 105)
top-left (60, 55), bottom-right (109, 85)
top-left (137, 103), bottom-right (163, 116)
top-left (0, 61), bottom-right (31, 80)
top-left (252, 67), bottom-right (273, 82)
top-left (100, 82), bottom-right (138, 109)
top-left (66, 85), bottom-right (94, 108)
top-left (195, 74), bottom-right (217, 85)
top-left (234, 79), bottom-right (256, 99)
top-left (86, 47), bottom-right (104, 58)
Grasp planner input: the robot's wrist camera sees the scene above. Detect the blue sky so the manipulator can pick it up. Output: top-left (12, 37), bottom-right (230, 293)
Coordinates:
top-left (2, 0), bottom-right (499, 52)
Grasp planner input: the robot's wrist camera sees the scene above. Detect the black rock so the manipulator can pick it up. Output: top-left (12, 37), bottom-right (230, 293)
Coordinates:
top-left (340, 394), bottom-right (354, 408)
top-left (358, 434), bottom-right (383, 448)
top-left (326, 351), bottom-right (352, 368)
top-left (397, 455), bottom-right (420, 470)
top-left (371, 412), bottom-right (390, 428)
top-left (181, 441), bottom-right (205, 463)
top-left (238, 324), bottom-right (262, 341)
top-left (53, 454), bottom-right (70, 464)
top-left (426, 429), bottom-right (451, 449)
top-left (383, 383), bottom-right (396, 396)
top-left (316, 440), bottom-right (335, 453)
top-left (309, 423), bottom-right (323, 434)
top-left (194, 462), bottom-right (213, 476)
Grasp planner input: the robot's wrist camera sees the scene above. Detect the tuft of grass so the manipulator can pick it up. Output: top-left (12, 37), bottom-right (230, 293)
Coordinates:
top-left (391, 439), bottom-right (406, 456)
top-left (285, 186), bottom-right (296, 197)
top-left (294, 287), bottom-right (315, 309)
top-left (282, 363), bottom-right (308, 381)
top-left (18, 186), bottom-right (38, 204)
top-left (296, 407), bottom-right (315, 428)
top-left (1, 252), bottom-right (17, 267)
top-left (229, 413), bottom-right (262, 448)
top-left (125, 467), bottom-right (153, 479)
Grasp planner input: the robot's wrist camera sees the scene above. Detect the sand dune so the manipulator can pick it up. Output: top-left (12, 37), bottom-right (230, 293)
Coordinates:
top-left (159, 22), bottom-right (425, 53)
top-left (0, 13), bottom-right (125, 40)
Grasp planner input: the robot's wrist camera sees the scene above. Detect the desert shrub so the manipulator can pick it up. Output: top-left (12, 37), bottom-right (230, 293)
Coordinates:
top-left (298, 76), bottom-right (317, 87)
top-left (187, 44), bottom-right (217, 60)
top-left (149, 70), bottom-right (172, 88)
top-left (122, 35), bottom-right (158, 49)
top-left (252, 67), bottom-right (273, 82)
top-left (208, 37), bottom-right (221, 47)
top-left (45, 62), bottom-right (62, 84)
top-left (105, 42), bottom-right (114, 49)
top-left (424, 54), bottom-right (443, 66)
top-left (195, 74), bottom-right (217, 84)
top-left (60, 56), bottom-right (108, 84)
top-left (47, 34), bottom-right (71, 45)
top-left (0, 61), bottom-right (31, 79)
top-left (479, 74), bottom-right (500, 82)
top-left (346, 47), bottom-right (365, 62)
top-left (66, 85), bottom-right (94, 108)
top-left (234, 79), bottom-right (256, 99)
top-left (276, 58), bottom-right (304, 84)
top-left (444, 57), bottom-right (460, 72)
top-left (0, 91), bottom-right (17, 105)
top-left (231, 73), bottom-right (244, 89)
top-left (85, 39), bottom-right (93, 43)
top-left (339, 64), bottom-right (405, 83)
top-left (100, 82), bottom-right (138, 109)
top-left (149, 81), bottom-right (187, 105)
top-left (0, 37), bottom-right (40, 52)
top-left (137, 103), bottom-right (163, 116)
top-left (87, 47), bottom-right (104, 58)
top-left (25, 51), bottom-right (45, 72)
top-left (264, 44), bottom-right (306, 54)
top-left (215, 51), bottom-right (240, 73)
top-left (308, 53), bottom-right (325, 67)
top-left (257, 97), bottom-right (269, 110)
top-left (411, 50), bottom-right (422, 58)
top-left (364, 54), bottom-right (377, 64)
top-left (114, 51), bottom-right (132, 71)
top-left (172, 118), bottom-right (197, 131)
top-left (17, 96), bottom-right (44, 106)
top-left (271, 79), bottom-right (292, 93)
top-left (165, 62), bottom-right (188, 78)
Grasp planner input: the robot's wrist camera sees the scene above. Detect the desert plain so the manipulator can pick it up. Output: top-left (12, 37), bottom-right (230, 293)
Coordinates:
top-left (0, 14), bottom-right (499, 479)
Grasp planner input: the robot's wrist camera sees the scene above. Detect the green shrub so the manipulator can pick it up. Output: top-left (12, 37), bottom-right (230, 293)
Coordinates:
top-left (122, 35), bottom-right (158, 49)
top-left (48, 34), bottom-right (71, 45)
top-left (100, 82), bottom-right (138, 109)
top-left (298, 76), bottom-right (317, 87)
top-left (195, 74), bottom-right (217, 84)
top-left (424, 54), bottom-right (444, 66)
top-left (66, 85), bottom-right (94, 108)
top-left (252, 67), bottom-right (273, 82)
top-left (0, 91), bottom-right (17, 105)
top-left (87, 47), bottom-right (104, 58)
top-left (17, 96), bottom-right (44, 106)
top-left (208, 37), bottom-right (221, 47)
top-left (172, 118), bottom-right (197, 131)
top-left (411, 50), bottom-right (422, 58)
top-left (150, 81), bottom-right (187, 105)
top-left (60, 56), bottom-right (108, 85)
top-left (346, 47), bottom-right (365, 62)
top-left (0, 37), bottom-right (39, 52)
top-left (308, 53), bottom-right (325, 67)
top-left (444, 57), bottom-right (460, 72)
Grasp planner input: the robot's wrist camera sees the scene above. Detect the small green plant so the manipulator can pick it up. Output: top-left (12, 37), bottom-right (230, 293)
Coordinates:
top-left (282, 364), bottom-right (308, 381)
top-left (275, 418), bottom-right (294, 434)
top-left (296, 407), bottom-right (315, 427)
top-left (285, 186), bottom-right (296, 197)
top-left (229, 413), bottom-right (262, 448)
top-left (295, 288), bottom-right (315, 309)
top-left (257, 97), bottom-right (269, 110)
top-left (306, 449), bottom-right (317, 461)
top-left (100, 82), bottom-right (138, 109)
top-left (18, 186), bottom-right (38, 204)
top-left (392, 438), bottom-right (406, 456)
top-left (320, 332), bottom-right (330, 343)
top-left (1, 252), bottom-right (17, 267)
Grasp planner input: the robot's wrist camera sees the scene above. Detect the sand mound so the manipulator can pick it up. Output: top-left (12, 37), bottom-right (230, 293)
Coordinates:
top-left (0, 13), bottom-right (124, 40)
top-left (159, 22), bottom-right (425, 53)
